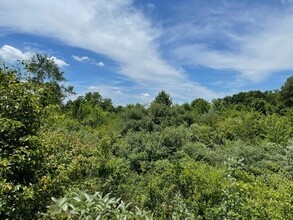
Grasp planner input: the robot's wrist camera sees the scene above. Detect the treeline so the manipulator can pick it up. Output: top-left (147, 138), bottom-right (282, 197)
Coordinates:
top-left (1, 54), bottom-right (293, 219)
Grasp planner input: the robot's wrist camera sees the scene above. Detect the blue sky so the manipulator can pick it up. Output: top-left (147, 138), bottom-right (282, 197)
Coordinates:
top-left (1, 0), bottom-right (293, 105)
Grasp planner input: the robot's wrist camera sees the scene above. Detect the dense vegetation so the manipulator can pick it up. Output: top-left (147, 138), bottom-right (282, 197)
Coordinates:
top-left (1, 55), bottom-right (293, 219)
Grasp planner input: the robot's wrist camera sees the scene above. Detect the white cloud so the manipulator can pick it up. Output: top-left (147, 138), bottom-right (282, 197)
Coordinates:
top-left (50, 56), bottom-right (69, 67)
top-left (0, 44), bottom-right (68, 67)
top-left (95, 61), bottom-right (105, 67)
top-left (72, 55), bottom-right (104, 67)
top-left (0, 44), bottom-right (33, 62)
top-left (140, 92), bottom-right (150, 98)
top-left (72, 55), bottom-right (90, 62)
top-left (0, 0), bottom-right (218, 101)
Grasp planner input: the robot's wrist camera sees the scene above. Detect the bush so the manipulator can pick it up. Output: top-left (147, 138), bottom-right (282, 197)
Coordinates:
top-left (45, 191), bottom-right (153, 219)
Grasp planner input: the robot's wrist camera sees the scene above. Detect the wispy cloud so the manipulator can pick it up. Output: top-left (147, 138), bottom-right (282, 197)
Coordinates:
top-left (0, 0), bottom-right (218, 101)
top-left (166, 1), bottom-right (293, 83)
top-left (0, 44), bottom-right (69, 67)
top-left (72, 55), bottom-right (105, 67)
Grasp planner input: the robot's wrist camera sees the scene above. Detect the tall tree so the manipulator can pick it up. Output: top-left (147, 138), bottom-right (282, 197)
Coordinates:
top-left (280, 76), bottom-right (293, 107)
top-left (23, 53), bottom-right (74, 105)
top-left (153, 91), bottom-right (172, 106)
top-left (0, 54), bottom-right (73, 219)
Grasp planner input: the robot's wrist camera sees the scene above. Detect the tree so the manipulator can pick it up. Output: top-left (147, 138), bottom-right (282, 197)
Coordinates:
top-left (280, 76), bottom-right (293, 107)
top-left (153, 91), bottom-right (172, 106)
top-left (0, 55), bottom-right (73, 219)
top-left (64, 92), bottom-right (114, 127)
top-left (0, 64), bottom-right (46, 219)
top-left (191, 98), bottom-right (210, 114)
top-left (23, 53), bottom-right (74, 105)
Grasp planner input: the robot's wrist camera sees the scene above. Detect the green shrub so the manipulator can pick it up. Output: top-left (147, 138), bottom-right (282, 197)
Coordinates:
top-left (45, 191), bottom-right (153, 220)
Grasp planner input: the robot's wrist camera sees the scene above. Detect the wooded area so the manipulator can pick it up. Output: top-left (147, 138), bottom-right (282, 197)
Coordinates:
top-left (1, 55), bottom-right (293, 219)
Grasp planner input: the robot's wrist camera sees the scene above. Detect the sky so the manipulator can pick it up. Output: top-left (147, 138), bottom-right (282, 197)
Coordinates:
top-left (1, 0), bottom-right (293, 105)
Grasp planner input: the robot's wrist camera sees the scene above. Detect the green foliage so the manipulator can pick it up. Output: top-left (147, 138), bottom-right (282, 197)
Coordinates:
top-left (1, 55), bottom-right (293, 219)
top-left (115, 126), bottom-right (191, 174)
top-left (260, 114), bottom-right (292, 145)
top-left (191, 98), bottom-right (210, 114)
top-left (65, 92), bottom-right (114, 128)
top-left (0, 65), bottom-right (44, 219)
top-left (23, 53), bottom-right (75, 105)
top-left (222, 90), bottom-right (279, 113)
top-left (217, 110), bottom-right (263, 144)
top-left (280, 75), bottom-right (293, 107)
top-left (119, 104), bottom-right (153, 133)
top-left (153, 91), bottom-right (172, 106)
top-left (0, 55), bottom-right (73, 219)
top-left (46, 191), bottom-right (153, 219)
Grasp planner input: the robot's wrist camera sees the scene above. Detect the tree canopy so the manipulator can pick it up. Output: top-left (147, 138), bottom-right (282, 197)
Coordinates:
top-left (280, 75), bottom-right (293, 107)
